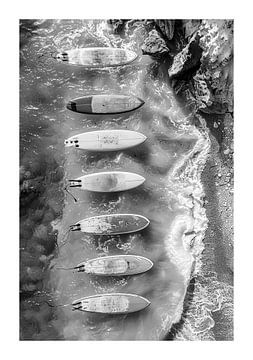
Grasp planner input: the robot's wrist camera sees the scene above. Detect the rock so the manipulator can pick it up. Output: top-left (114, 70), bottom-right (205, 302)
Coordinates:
top-left (192, 71), bottom-right (213, 109)
top-left (154, 20), bottom-right (175, 40)
top-left (182, 20), bottom-right (201, 38)
top-left (142, 29), bottom-right (170, 58)
top-left (108, 19), bottom-right (128, 34)
top-left (195, 20), bottom-right (233, 114)
top-left (168, 34), bottom-right (202, 78)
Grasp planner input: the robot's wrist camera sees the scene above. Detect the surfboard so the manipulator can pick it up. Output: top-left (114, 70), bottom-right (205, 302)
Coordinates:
top-left (69, 214), bottom-right (150, 235)
top-left (64, 130), bottom-right (147, 151)
top-left (55, 47), bottom-right (138, 67)
top-left (75, 254), bottom-right (153, 276)
top-left (72, 293), bottom-right (150, 314)
top-left (68, 171), bottom-right (145, 192)
top-left (66, 94), bottom-right (145, 114)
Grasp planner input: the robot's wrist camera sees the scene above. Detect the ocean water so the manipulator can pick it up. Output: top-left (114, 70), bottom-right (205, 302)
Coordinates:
top-left (20, 19), bottom-right (231, 340)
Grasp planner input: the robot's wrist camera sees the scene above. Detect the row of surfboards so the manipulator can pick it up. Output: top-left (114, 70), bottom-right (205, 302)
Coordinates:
top-left (58, 47), bottom-right (152, 314)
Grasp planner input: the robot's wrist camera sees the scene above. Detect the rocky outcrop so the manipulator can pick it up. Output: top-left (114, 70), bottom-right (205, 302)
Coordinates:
top-left (107, 19), bottom-right (233, 115)
top-left (168, 33), bottom-right (202, 78)
top-left (168, 20), bottom-right (233, 114)
top-left (118, 19), bottom-right (233, 115)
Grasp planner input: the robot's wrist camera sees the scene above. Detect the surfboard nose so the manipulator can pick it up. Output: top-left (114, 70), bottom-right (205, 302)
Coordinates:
top-left (141, 134), bottom-right (147, 143)
top-left (138, 97), bottom-right (145, 107)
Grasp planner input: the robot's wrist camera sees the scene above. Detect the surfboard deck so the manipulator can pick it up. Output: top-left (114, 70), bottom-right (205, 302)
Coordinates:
top-left (72, 293), bottom-right (150, 314)
top-left (68, 171), bottom-right (145, 192)
top-left (64, 129), bottom-right (147, 151)
top-left (70, 214), bottom-right (150, 235)
top-left (56, 47), bottom-right (138, 67)
top-left (66, 94), bottom-right (145, 114)
top-left (76, 254), bottom-right (153, 276)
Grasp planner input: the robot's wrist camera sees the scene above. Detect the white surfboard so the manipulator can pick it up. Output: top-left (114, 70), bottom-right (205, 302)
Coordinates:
top-left (55, 47), bottom-right (138, 67)
top-left (64, 129), bottom-right (147, 151)
top-left (68, 171), bottom-right (145, 192)
top-left (69, 213), bottom-right (150, 235)
top-left (72, 293), bottom-right (150, 314)
top-left (75, 254), bottom-right (153, 276)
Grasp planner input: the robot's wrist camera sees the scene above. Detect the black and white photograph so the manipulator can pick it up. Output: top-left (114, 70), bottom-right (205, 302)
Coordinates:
top-left (18, 17), bottom-right (235, 341)
top-left (18, 17), bottom-right (234, 342)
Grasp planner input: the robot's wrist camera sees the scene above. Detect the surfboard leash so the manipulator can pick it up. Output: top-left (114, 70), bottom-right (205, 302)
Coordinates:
top-left (57, 227), bottom-right (71, 249)
top-left (54, 264), bottom-right (85, 272)
top-left (64, 183), bottom-right (79, 203)
top-left (44, 300), bottom-right (83, 312)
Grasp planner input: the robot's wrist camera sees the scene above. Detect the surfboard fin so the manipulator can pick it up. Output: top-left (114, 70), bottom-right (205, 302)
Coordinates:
top-left (69, 224), bottom-right (81, 232)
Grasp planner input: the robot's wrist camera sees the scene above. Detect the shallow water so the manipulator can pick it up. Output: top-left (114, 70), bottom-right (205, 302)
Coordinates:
top-left (20, 19), bottom-right (218, 340)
